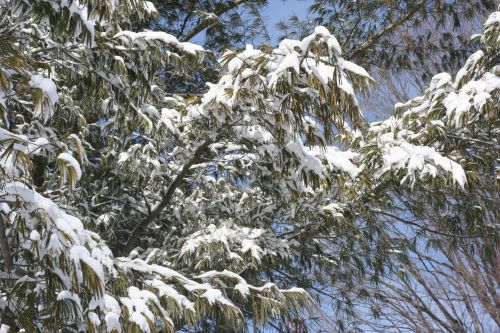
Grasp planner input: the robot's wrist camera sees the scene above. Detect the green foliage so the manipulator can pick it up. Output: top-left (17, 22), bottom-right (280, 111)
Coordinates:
top-left (0, 1), bottom-right (497, 333)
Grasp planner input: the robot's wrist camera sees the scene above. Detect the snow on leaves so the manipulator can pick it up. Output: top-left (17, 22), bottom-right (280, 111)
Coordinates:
top-left (29, 75), bottom-right (59, 122)
top-left (0, 0), bottom-right (497, 332)
top-left (364, 10), bottom-right (499, 190)
top-left (114, 30), bottom-right (204, 55)
top-left (179, 223), bottom-right (292, 267)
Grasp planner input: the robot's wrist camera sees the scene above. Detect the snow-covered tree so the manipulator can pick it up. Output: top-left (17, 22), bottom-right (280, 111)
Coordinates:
top-left (278, 0), bottom-right (497, 121)
top-left (0, 1), bottom-right (498, 332)
top-left (0, 1), bottom-right (310, 331)
top-left (299, 7), bottom-right (499, 332)
top-left (353, 9), bottom-right (500, 332)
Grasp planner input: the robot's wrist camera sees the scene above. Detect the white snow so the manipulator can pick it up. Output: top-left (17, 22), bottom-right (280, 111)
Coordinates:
top-left (322, 202), bottom-right (346, 218)
top-left (30, 230), bottom-right (41, 241)
top-left (235, 283), bottom-right (250, 297)
top-left (114, 30), bottom-right (203, 55)
top-left (105, 312), bottom-right (122, 333)
top-left (143, 1), bottom-right (157, 14)
top-left (306, 146), bottom-right (361, 179)
top-left (268, 52), bottom-right (301, 87)
top-left (145, 279), bottom-right (195, 311)
top-left (300, 26), bottom-right (341, 54)
top-left (29, 75), bottom-right (59, 121)
top-left (179, 223), bottom-right (288, 263)
top-left (59, 0), bottom-right (95, 41)
top-left (121, 287), bottom-right (157, 333)
top-left (58, 152), bottom-right (83, 180)
top-left (70, 245), bottom-right (105, 287)
top-left (484, 11), bottom-right (500, 28)
top-left (179, 42), bottom-right (204, 54)
top-left (0, 90), bottom-right (6, 110)
top-left (115, 30), bottom-right (178, 44)
top-left (275, 53), bottom-right (300, 75)
top-left (380, 142), bottom-right (466, 189)
top-left (57, 290), bottom-right (83, 314)
top-left (341, 60), bottom-right (372, 79)
top-left (278, 39), bottom-right (302, 52)
top-left (444, 72), bottom-right (500, 127)
top-left (429, 72), bottom-right (452, 90)
top-left (454, 50), bottom-right (483, 86)
top-left (2, 182), bottom-right (85, 243)
top-left (201, 289), bottom-right (223, 305)
top-left (241, 239), bottom-right (263, 260)
top-left (287, 141), bottom-right (323, 177)
top-left (88, 311), bottom-right (101, 327)
top-left (314, 26), bottom-right (331, 37)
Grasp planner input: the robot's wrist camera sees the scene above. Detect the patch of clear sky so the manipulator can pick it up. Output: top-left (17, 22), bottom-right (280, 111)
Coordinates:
top-left (263, 0), bottom-right (313, 43)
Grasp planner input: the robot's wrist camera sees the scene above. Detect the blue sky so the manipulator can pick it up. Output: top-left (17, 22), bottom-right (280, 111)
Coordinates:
top-left (263, 0), bottom-right (313, 42)
top-left (189, 1), bottom-right (312, 45)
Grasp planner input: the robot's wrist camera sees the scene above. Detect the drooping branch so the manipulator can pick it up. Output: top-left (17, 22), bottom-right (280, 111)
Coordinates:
top-left (345, 0), bottom-right (426, 62)
top-left (180, 0), bottom-right (248, 42)
top-left (123, 140), bottom-right (211, 254)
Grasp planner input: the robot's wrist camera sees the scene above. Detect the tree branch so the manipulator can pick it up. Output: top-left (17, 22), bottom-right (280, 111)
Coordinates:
top-left (180, 0), bottom-right (247, 42)
top-left (123, 140), bottom-right (211, 254)
top-left (346, 0), bottom-right (426, 61)
top-left (0, 215), bottom-right (12, 271)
